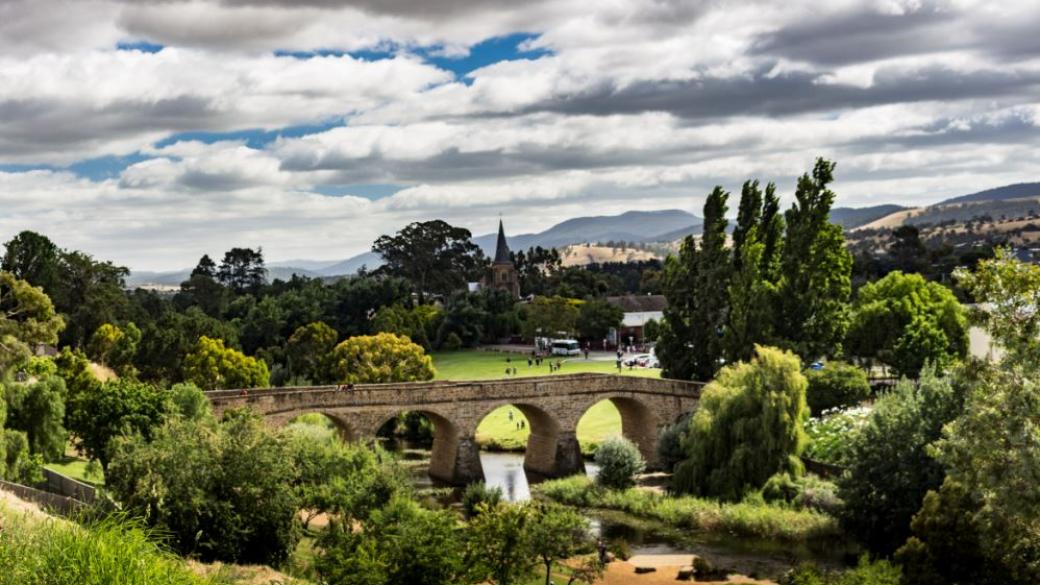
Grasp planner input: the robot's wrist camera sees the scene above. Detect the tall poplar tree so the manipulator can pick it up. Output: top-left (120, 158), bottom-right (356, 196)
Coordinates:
top-left (659, 187), bottom-right (730, 381)
top-left (758, 182), bottom-right (784, 283)
top-left (775, 159), bottom-right (852, 361)
top-left (731, 180), bottom-right (763, 270)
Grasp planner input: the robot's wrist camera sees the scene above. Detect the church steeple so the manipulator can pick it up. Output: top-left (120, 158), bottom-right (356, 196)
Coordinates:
top-left (493, 219), bottom-right (512, 264)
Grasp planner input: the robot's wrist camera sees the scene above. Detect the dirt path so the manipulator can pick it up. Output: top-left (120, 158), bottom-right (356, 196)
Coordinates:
top-left (599, 559), bottom-right (775, 585)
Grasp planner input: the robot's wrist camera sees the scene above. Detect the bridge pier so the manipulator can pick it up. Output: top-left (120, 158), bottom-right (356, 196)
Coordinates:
top-left (429, 434), bottom-right (484, 486)
top-left (524, 430), bottom-right (585, 478)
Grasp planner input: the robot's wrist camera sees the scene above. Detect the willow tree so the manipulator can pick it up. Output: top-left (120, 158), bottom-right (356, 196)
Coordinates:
top-left (673, 345), bottom-right (809, 500)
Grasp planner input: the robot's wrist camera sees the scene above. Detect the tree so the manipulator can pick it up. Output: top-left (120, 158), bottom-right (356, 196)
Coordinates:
top-left (804, 362), bottom-right (870, 415)
top-left (317, 496), bottom-right (468, 585)
top-left (372, 304), bottom-right (439, 350)
top-left (182, 336), bottom-right (270, 390)
top-left (889, 225), bottom-right (928, 274)
top-left (373, 220), bottom-right (486, 302)
top-left (837, 366), bottom-right (965, 555)
top-left (329, 333), bottom-right (435, 384)
top-left (86, 322), bottom-right (141, 376)
top-left (108, 410), bottom-right (299, 565)
top-left (775, 158), bottom-right (852, 361)
top-left (845, 271), bottom-right (967, 377)
top-left (731, 180), bottom-right (764, 270)
top-left (135, 307), bottom-right (240, 382)
top-left (658, 186), bottom-right (731, 380)
top-left (70, 378), bottom-right (172, 469)
top-left (217, 247), bottom-right (267, 294)
top-left (724, 229), bottom-right (774, 364)
top-left (286, 321), bottom-right (338, 383)
top-left (594, 436), bottom-right (645, 490)
top-left (0, 271), bottom-right (64, 374)
top-left (513, 246), bottom-right (562, 296)
top-left (758, 183), bottom-right (784, 283)
top-left (3, 375), bottom-right (67, 461)
top-left (673, 346), bottom-right (809, 500)
top-left (895, 478), bottom-right (1013, 585)
top-left (1, 231), bottom-right (61, 292)
top-left (521, 296), bottom-right (580, 340)
top-left (176, 256), bottom-right (228, 318)
top-left (527, 502), bottom-right (590, 585)
top-left (576, 299), bottom-right (623, 341)
top-left (467, 502), bottom-right (535, 585)
top-left (642, 318), bottom-right (661, 342)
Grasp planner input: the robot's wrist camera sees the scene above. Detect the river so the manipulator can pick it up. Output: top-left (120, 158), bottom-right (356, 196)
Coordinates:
top-left (390, 442), bottom-right (855, 580)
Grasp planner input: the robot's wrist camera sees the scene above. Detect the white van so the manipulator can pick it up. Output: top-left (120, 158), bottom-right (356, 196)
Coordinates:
top-left (550, 339), bottom-right (581, 356)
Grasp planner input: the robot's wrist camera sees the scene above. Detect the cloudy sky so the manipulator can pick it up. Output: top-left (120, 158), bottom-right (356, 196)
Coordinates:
top-left (0, 0), bottom-right (1038, 271)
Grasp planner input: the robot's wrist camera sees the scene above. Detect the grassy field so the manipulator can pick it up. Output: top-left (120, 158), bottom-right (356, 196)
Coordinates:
top-left (431, 350), bottom-right (656, 453)
top-left (45, 456), bottom-right (104, 486)
top-left (431, 350), bottom-right (661, 381)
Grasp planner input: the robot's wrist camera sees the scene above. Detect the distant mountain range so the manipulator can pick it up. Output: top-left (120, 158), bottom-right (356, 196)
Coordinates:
top-left (126, 209), bottom-right (702, 286)
top-left (126, 183), bottom-right (1040, 286)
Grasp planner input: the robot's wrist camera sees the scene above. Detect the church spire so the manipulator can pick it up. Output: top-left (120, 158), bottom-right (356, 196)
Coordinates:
top-left (494, 219), bottom-right (512, 264)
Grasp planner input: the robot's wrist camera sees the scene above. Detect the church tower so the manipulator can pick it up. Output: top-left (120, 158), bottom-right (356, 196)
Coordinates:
top-left (489, 220), bottom-right (521, 298)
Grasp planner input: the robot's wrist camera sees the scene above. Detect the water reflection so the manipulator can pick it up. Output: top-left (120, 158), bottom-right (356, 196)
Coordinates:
top-left (479, 451), bottom-right (600, 502)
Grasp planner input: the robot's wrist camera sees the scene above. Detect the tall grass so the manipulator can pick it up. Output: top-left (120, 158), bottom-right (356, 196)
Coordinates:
top-left (534, 475), bottom-right (840, 542)
top-left (0, 510), bottom-right (226, 585)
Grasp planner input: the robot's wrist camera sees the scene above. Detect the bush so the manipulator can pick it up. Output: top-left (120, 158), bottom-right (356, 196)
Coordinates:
top-left (803, 409), bottom-right (869, 466)
top-left (442, 332), bottom-right (463, 351)
top-left (656, 421), bottom-right (686, 472)
top-left (595, 436), bottom-right (645, 490)
top-left (461, 481), bottom-right (503, 519)
top-left (762, 473), bottom-right (842, 516)
top-left (804, 362), bottom-right (870, 415)
top-left (107, 410), bottom-right (300, 565)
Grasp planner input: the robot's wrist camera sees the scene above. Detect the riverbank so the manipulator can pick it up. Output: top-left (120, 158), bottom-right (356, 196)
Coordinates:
top-left (535, 476), bottom-right (841, 543)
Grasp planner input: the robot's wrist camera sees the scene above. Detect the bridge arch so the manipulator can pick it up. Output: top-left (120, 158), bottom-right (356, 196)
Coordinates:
top-left (367, 408), bottom-right (477, 484)
top-left (473, 401), bottom-right (582, 479)
top-left (576, 395), bottom-right (660, 467)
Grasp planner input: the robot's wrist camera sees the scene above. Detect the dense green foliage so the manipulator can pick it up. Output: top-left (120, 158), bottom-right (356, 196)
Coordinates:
top-left (660, 160), bottom-right (851, 380)
top-left (520, 295), bottom-right (580, 339)
top-left (775, 159), bottom-right (853, 361)
top-left (107, 410), bottom-right (300, 565)
top-left (461, 481), bottom-right (503, 518)
top-left (373, 219), bottom-right (487, 302)
top-left (0, 270), bottom-right (64, 372)
top-left (3, 375), bottom-right (67, 461)
top-left (845, 271), bottom-right (968, 376)
top-left (182, 335), bottom-right (270, 390)
top-left (803, 362), bottom-right (870, 415)
top-left (329, 332), bottom-right (435, 383)
top-left (70, 378), bottom-right (173, 469)
top-left (575, 298), bottom-right (624, 341)
top-left (657, 186), bottom-right (730, 380)
top-left (593, 436), bottom-right (645, 490)
top-left (837, 367), bottom-right (964, 554)
top-left (673, 346), bottom-right (809, 500)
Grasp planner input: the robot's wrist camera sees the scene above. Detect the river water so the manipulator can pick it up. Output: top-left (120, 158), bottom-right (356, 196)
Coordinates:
top-left (391, 443), bottom-right (854, 580)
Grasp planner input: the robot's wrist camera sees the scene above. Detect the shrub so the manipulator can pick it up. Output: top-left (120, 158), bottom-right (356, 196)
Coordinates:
top-left (762, 473), bottom-right (842, 516)
top-left (442, 332), bottom-right (463, 351)
top-left (656, 421), bottom-right (686, 472)
top-left (803, 409), bottom-right (869, 466)
top-left (779, 555), bottom-right (900, 585)
top-left (329, 332), bottom-right (435, 383)
top-left (595, 436), bottom-right (645, 490)
top-left (837, 366), bottom-right (964, 554)
top-left (461, 481), bottom-right (503, 519)
top-left (107, 410), bottom-right (300, 565)
top-left (804, 362), bottom-right (870, 415)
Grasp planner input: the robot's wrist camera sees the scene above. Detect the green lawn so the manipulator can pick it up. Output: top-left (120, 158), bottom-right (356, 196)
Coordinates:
top-left (431, 350), bottom-right (651, 453)
top-left (45, 456), bottom-right (104, 486)
top-left (431, 349), bottom-right (660, 381)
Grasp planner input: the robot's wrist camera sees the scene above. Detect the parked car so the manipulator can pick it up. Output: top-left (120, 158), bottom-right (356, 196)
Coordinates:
top-left (625, 354), bottom-right (653, 367)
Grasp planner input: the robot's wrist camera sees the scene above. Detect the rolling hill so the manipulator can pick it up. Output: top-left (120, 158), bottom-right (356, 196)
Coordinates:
top-left (938, 182), bottom-right (1040, 205)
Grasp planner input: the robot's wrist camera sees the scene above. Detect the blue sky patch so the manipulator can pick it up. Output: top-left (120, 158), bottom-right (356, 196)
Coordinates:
top-left (155, 119), bottom-right (345, 150)
top-left (313, 183), bottom-right (404, 200)
top-left (116, 41), bottom-right (164, 53)
top-left (274, 32), bottom-right (552, 81)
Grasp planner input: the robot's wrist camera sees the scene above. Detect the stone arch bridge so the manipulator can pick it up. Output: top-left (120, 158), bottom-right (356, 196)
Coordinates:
top-left (206, 373), bottom-right (704, 485)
